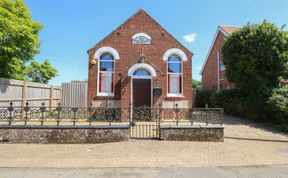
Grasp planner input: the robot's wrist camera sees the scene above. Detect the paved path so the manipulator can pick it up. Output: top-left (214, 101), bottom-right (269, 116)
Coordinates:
top-left (0, 116), bottom-right (287, 168)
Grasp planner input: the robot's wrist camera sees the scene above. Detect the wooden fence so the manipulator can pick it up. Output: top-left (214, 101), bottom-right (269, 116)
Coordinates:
top-left (61, 81), bottom-right (87, 107)
top-left (0, 78), bottom-right (61, 107)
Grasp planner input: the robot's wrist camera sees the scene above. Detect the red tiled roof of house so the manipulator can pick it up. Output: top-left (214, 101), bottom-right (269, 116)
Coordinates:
top-left (219, 25), bottom-right (240, 34)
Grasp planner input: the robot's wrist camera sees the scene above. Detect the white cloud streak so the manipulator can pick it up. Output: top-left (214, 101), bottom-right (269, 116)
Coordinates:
top-left (182, 33), bottom-right (197, 43)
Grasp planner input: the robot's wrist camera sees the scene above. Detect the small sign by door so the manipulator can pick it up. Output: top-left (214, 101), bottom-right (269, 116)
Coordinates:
top-left (153, 87), bottom-right (162, 96)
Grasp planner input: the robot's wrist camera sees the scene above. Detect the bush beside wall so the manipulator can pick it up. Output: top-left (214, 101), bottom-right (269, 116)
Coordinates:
top-left (196, 88), bottom-right (288, 131)
top-left (195, 90), bottom-right (213, 107)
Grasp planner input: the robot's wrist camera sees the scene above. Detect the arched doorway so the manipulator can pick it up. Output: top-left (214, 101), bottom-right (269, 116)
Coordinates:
top-left (128, 63), bottom-right (156, 108)
top-left (131, 69), bottom-right (152, 107)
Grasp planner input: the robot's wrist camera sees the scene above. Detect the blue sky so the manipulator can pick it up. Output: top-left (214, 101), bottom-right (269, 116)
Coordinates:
top-left (25, 0), bottom-right (288, 85)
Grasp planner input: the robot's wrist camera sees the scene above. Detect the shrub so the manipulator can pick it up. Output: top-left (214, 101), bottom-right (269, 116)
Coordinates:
top-left (268, 86), bottom-right (288, 130)
top-left (209, 89), bottom-right (255, 119)
top-left (195, 90), bottom-right (213, 107)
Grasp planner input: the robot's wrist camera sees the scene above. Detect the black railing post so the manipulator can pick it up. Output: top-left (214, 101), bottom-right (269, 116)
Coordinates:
top-left (8, 102), bottom-right (14, 126)
top-left (157, 104), bottom-right (161, 139)
top-left (88, 103), bottom-right (93, 126)
top-left (190, 109), bottom-right (194, 126)
top-left (56, 102), bottom-right (61, 126)
top-left (205, 104), bottom-right (209, 125)
top-left (72, 107), bottom-right (78, 126)
top-left (40, 102), bottom-right (46, 126)
top-left (23, 102), bottom-right (30, 126)
top-left (175, 104), bottom-right (179, 126)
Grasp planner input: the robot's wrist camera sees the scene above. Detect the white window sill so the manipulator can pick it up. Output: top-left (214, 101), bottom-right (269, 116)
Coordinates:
top-left (167, 94), bottom-right (184, 97)
top-left (97, 93), bottom-right (114, 97)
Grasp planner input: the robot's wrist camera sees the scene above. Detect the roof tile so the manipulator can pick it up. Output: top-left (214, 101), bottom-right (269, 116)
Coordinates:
top-left (219, 25), bottom-right (240, 34)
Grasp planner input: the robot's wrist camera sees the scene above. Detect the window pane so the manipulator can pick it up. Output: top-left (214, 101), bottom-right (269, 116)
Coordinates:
top-left (100, 61), bottom-right (114, 71)
top-left (100, 73), bottom-right (113, 93)
top-left (133, 69), bottom-right (151, 76)
top-left (170, 75), bottom-right (180, 94)
top-left (220, 60), bottom-right (225, 70)
top-left (168, 55), bottom-right (181, 62)
top-left (100, 53), bottom-right (114, 60)
top-left (168, 62), bottom-right (181, 73)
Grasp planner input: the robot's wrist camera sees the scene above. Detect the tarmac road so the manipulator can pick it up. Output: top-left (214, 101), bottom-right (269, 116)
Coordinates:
top-left (0, 164), bottom-right (287, 178)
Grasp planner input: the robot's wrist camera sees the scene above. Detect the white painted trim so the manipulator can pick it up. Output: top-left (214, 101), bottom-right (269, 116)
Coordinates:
top-left (166, 58), bottom-right (184, 97)
top-left (128, 63), bottom-right (157, 77)
top-left (163, 48), bottom-right (187, 61)
top-left (97, 93), bottom-right (114, 97)
top-left (217, 51), bottom-right (220, 91)
top-left (132, 33), bottom-right (151, 40)
top-left (167, 93), bottom-right (184, 97)
top-left (200, 26), bottom-right (229, 75)
top-left (132, 33), bottom-right (152, 40)
top-left (94, 46), bottom-right (120, 60)
top-left (97, 52), bottom-right (115, 97)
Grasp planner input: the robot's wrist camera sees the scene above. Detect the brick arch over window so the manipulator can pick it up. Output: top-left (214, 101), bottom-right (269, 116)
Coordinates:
top-left (94, 46), bottom-right (120, 60)
top-left (163, 48), bottom-right (187, 61)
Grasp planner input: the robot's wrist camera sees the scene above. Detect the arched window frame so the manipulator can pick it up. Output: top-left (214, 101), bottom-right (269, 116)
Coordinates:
top-left (97, 53), bottom-right (115, 96)
top-left (94, 46), bottom-right (119, 97)
top-left (167, 54), bottom-right (183, 97)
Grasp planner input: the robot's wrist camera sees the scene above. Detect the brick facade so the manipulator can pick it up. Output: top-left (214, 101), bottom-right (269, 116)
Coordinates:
top-left (201, 26), bottom-right (236, 91)
top-left (87, 9), bottom-right (193, 110)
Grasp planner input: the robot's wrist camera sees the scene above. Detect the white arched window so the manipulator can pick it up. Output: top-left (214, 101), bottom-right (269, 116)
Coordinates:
top-left (98, 53), bottom-right (115, 96)
top-left (167, 55), bottom-right (183, 96)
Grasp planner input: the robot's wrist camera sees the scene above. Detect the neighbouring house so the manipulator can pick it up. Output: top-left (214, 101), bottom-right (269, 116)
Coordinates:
top-left (201, 25), bottom-right (240, 91)
top-left (87, 9), bottom-right (193, 111)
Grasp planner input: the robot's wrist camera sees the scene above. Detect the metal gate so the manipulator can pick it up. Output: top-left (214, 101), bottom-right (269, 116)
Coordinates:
top-left (129, 107), bottom-right (160, 139)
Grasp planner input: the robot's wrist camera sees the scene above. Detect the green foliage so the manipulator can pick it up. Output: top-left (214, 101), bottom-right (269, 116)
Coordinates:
top-left (24, 60), bottom-right (58, 84)
top-left (192, 79), bottom-right (202, 90)
top-left (210, 89), bottom-right (256, 119)
top-left (268, 86), bottom-right (288, 130)
top-left (0, 0), bottom-right (57, 83)
top-left (195, 90), bottom-right (213, 107)
top-left (220, 21), bottom-right (288, 130)
top-left (222, 21), bottom-right (288, 93)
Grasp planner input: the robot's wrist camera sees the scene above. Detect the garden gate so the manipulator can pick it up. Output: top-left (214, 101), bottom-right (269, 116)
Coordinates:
top-left (130, 107), bottom-right (160, 139)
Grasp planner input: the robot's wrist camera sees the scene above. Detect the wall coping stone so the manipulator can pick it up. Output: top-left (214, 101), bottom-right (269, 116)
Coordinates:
top-left (0, 125), bottom-right (129, 129)
top-left (160, 125), bottom-right (224, 129)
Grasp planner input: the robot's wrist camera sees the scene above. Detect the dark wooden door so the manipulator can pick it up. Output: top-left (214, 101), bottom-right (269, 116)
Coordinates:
top-left (133, 79), bottom-right (151, 107)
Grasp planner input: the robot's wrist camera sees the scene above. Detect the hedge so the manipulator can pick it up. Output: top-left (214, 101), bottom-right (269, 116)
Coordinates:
top-left (196, 89), bottom-right (288, 131)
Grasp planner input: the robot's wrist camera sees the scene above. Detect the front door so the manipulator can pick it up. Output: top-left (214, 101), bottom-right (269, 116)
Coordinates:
top-left (132, 79), bottom-right (151, 107)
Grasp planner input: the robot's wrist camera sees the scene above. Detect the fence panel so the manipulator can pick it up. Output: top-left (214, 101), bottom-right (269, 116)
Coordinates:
top-left (61, 81), bottom-right (87, 108)
top-left (0, 78), bottom-right (60, 107)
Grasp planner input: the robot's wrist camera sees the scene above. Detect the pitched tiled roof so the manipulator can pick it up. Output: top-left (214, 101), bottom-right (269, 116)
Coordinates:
top-left (219, 25), bottom-right (240, 34)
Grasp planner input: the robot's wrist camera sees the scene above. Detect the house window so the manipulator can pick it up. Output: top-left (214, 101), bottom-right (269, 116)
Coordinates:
top-left (98, 53), bottom-right (114, 96)
top-left (167, 55), bottom-right (183, 96)
top-left (133, 69), bottom-right (151, 76)
top-left (219, 59), bottom-right (225, 71)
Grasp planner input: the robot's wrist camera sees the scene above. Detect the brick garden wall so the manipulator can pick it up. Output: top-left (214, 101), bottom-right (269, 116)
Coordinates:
top-left (160, 125), bottom-right (224, 142)
top-left (0, 126), bottom-right (129, 144)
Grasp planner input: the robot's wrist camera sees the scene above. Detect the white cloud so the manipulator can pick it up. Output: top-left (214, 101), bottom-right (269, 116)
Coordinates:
top-left (182, 33), bottom-right (197, 43)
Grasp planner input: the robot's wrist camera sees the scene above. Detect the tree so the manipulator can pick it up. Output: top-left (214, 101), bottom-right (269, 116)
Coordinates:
top-left (25, 60), bottom-right (58, 84)
top-left (222, 21), bottom-right (288, 93)
top-left (192, 79), bottom-right (202, 90)
top-left (222, 21), bottom-right (288, 120)
top-left (0, 0), bottom-right (57, 83)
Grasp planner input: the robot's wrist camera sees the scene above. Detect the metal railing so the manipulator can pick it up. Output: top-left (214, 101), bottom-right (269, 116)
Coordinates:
top-left (0, 102), bottom-right (224, 127)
